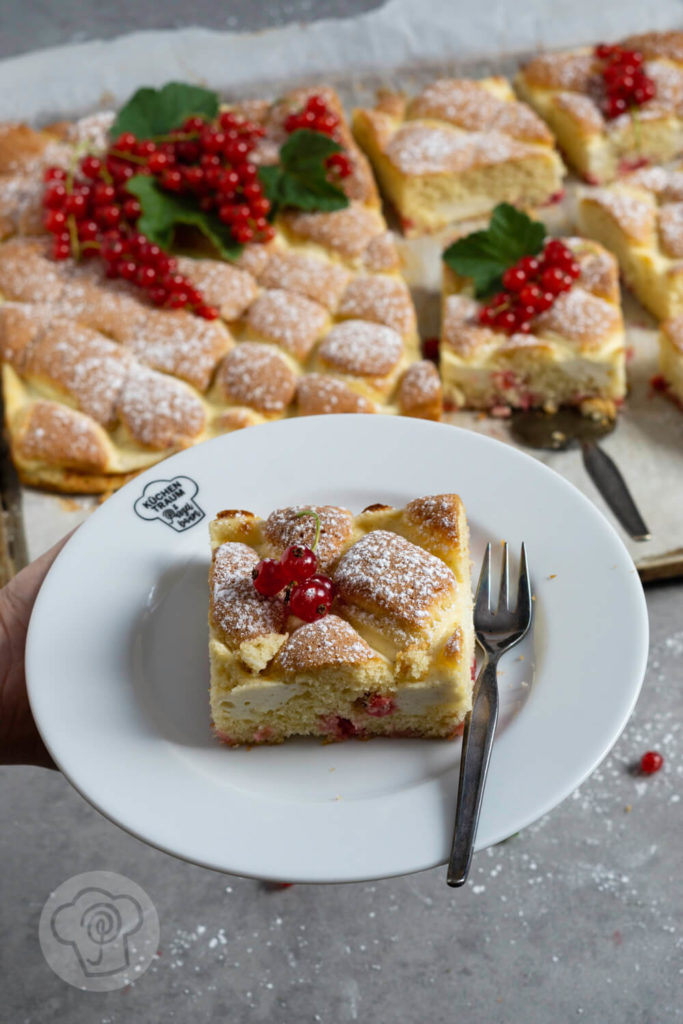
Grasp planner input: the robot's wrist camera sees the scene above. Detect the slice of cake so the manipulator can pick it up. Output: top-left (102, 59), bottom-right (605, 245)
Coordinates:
top-left (578, 165), bottom-right (683, 321)
top-left (439, 206), bottom-right (626, 416)
top-left (208, 496), bottom-right (474, 745)
top-left (656, 315), bottom-right (683, 406)
top-left (0, 86), bottom-right (440, 494)
top-left (516, 33), bottom-right (683, 184)
top-left (352, 78), bottom-right (565, 235)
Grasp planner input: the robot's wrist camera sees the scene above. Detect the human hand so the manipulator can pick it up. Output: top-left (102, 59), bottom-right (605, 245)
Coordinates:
top-left (0, 534), bottom-right (73, 769)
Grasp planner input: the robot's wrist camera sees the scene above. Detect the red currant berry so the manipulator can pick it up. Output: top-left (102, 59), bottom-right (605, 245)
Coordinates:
top-left (80, 155), bottom-right (103, 179)
top-left (183, 115), bottom-right (207, 133)
top-left (168, 290), bottom-right (190, 308)
top-left (118, 259), bottom-right (138, 281)
top-left (519, 284), bottom-right (543, 309)
top-left (517, 256), bottom-right (540, 278)
top-left (64, 193), bottom-right (87, 216)
top-left (123, 198), bottom-right (141, 221)
top-left (595, 43), bottom-right (615, 60)
top-left (114, 132), bottom-right (137, 151)
top-left (44, 166), bottom-right (67, 182)
top-left (541, 266), bottom-right (567, 294)
top-left (77, 219), bottom-right (99, 241)
top-left (135, 140), bottom-right (157, 159)
top-left (43, 183), bottom-right (67, 209)
top-left (306, 573), bottom-right (335, 598)
top-left (52, 241), bottom-right (72, 260)
top-left (149, 286), bottom-right (169, 306)
top-left (365, 693), bottom-right (395, 717)
top-left (44, 209), bottom-right (67, 232)
top-left (280, 545), bottom-right (318, 583)
top-left (252, 559), bottom-right (287, 597)
top-left (496, 310), bottom-right (518, 333)
top-left (184, 166), bottom-right (206, 190)
top-left (161, 170), bottom-right (183, 191)
top-left (502, 265), bottom-right (528, 292)
top-left (137, 265), bottom-right (157, 288)
top-left (196, 304), bottom-right (220, 319)
top-left (478, 305), bottom-right (497, 327)
top-left (606, 95), bottom-right (628, 118)
top-left (93, 182), bottom-right (116, 205)
top-left (233, 224), bottom-right (254, 243)
top-left (288, 581), bottom-right (332, 622)
top-left (148, 151), bottom-right (170, 174)
top-left (640, 751), bottom-right (663, 774)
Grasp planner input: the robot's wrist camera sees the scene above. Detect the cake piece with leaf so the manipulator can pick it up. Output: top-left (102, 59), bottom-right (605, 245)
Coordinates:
top-left (0, 82), bottom-right (439, 492)
top-left (516, 33), bottom-right (683, 184)
top-left (352, 78), bottom-right (565, 236)
top-left (440, 204), bottom-right (626, 416)
top-left (208, 497), bottom-right (474, 745)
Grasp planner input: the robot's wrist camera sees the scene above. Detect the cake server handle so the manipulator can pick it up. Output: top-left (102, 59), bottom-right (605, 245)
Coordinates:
top-left (581, 441), bottom-right (651, 542)
top-left (447, 657), bottom-right (499, 887)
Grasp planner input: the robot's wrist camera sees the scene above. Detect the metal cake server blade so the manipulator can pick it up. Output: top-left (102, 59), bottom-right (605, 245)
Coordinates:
top-left (510, 409), bottom-right (651, 542)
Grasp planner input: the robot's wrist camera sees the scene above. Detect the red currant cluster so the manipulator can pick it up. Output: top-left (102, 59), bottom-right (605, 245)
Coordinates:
top-left (595, 44), bottom-right (656, 119)
top-left (41, 109), bottom-right (276, 316)
top-left (478, 239), bottom-right (581, 335)
top-left (253, 544), bottom-right (335, 623)
top-left (43, 165), bottom-right (218, 317)
top-left (284, 94), bottom-right (354, 179)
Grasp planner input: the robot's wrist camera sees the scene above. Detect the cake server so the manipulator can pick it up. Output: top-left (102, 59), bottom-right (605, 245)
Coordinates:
top-left (510, 408), bottom-right (651, 542)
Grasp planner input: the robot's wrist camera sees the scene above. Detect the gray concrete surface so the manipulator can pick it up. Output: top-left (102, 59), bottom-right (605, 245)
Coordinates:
top-left (2, 580), bottom-right (681, 1023)
top-left (1, 4), bottom-right (682, 1023)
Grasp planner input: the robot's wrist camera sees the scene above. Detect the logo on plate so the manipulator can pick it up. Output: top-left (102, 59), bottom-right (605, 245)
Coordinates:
top-left (39, 871), bottom-right (159, 991)
top-left (134, 475), bottom-right (204, 532)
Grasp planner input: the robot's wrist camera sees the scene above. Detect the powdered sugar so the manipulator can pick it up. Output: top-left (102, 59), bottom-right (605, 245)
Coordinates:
top-left (246, 288), bottom-right (328, 360)
top-left (318, 320), bottom-right (403, 377)
top-left (386, 123), bottom-right (525, 175)
top-left (334, 530), bottom-right (456, 627)
top-left (118, 364), bottom-right (205, 449)
top-left (264, 504), bottom-right (354, 571)
top-left (216, 342), bottom-right (296, 412)
top-left (338, 275), bottom-right (416, 336)
top-left (211, 542), bottom-right (287, 645)
top-left (277, 615), bottom-right (376, 671)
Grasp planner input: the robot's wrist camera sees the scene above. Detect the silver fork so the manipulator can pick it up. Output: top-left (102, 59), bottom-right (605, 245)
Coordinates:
top-left (447, 542), bottom-right (533, 887)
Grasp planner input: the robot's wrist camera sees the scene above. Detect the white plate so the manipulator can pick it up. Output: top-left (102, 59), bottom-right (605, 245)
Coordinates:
top-left (26, 416), bottom-right (648, 883)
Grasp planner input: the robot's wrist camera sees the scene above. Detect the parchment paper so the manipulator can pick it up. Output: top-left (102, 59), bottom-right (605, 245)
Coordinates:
top-left (1, 0), bottom-right (682, 571)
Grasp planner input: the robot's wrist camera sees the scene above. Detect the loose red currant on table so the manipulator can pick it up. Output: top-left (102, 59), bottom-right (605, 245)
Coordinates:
top-left (640, 750), bottom-right (664, 774)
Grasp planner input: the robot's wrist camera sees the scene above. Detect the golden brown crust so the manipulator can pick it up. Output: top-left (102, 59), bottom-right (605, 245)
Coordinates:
top-left (215, 343), bottom-right (297, 413)
top-left (11, 401), bottom-right (112, 474)
top-left (257, 250), bottom-right (351, 310)
top-left (245, 288), bottom-right (329, 359)
top-left (407, 78), bottom-right (553, 144)
top-left (337, 275), bottom-right (416, 337)
top-left (621, 31), bottom-right (683, 63)
top-left (519, 52), bottom-right (599, 92)
top-left (397, 361), bottom-right (443, 420)
top-left (295, 374), bottom-right (376, 416)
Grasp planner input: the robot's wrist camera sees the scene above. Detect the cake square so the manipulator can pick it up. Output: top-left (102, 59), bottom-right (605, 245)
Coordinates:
top-left (578, 165), bottom-right (683, 321)
top-left (516, 32), bottom-right (683, 184)
top-left (0, 85), bottom-right (440, 493)
top-left (208, 496), bottom-right (474, 745)
top-left (657, 315), bottom-right (683, 406)
top-left (352, 77), bottom-right (565, 235)
top-left (439, 211), bottom-right (626, 416)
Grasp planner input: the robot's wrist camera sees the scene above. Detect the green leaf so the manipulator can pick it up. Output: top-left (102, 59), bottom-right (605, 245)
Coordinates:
top-left (442, 203), bottom-right (546, 298)
top-left (126, 175), bottom-right (242, 261)
top-left (111, 82), bottom-right (220, 140)
top-left (258, 129), bottom-right (349, 215)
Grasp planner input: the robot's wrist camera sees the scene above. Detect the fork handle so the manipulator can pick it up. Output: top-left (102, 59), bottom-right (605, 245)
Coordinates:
top-left (447, 657), bottom-right (499, 887)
